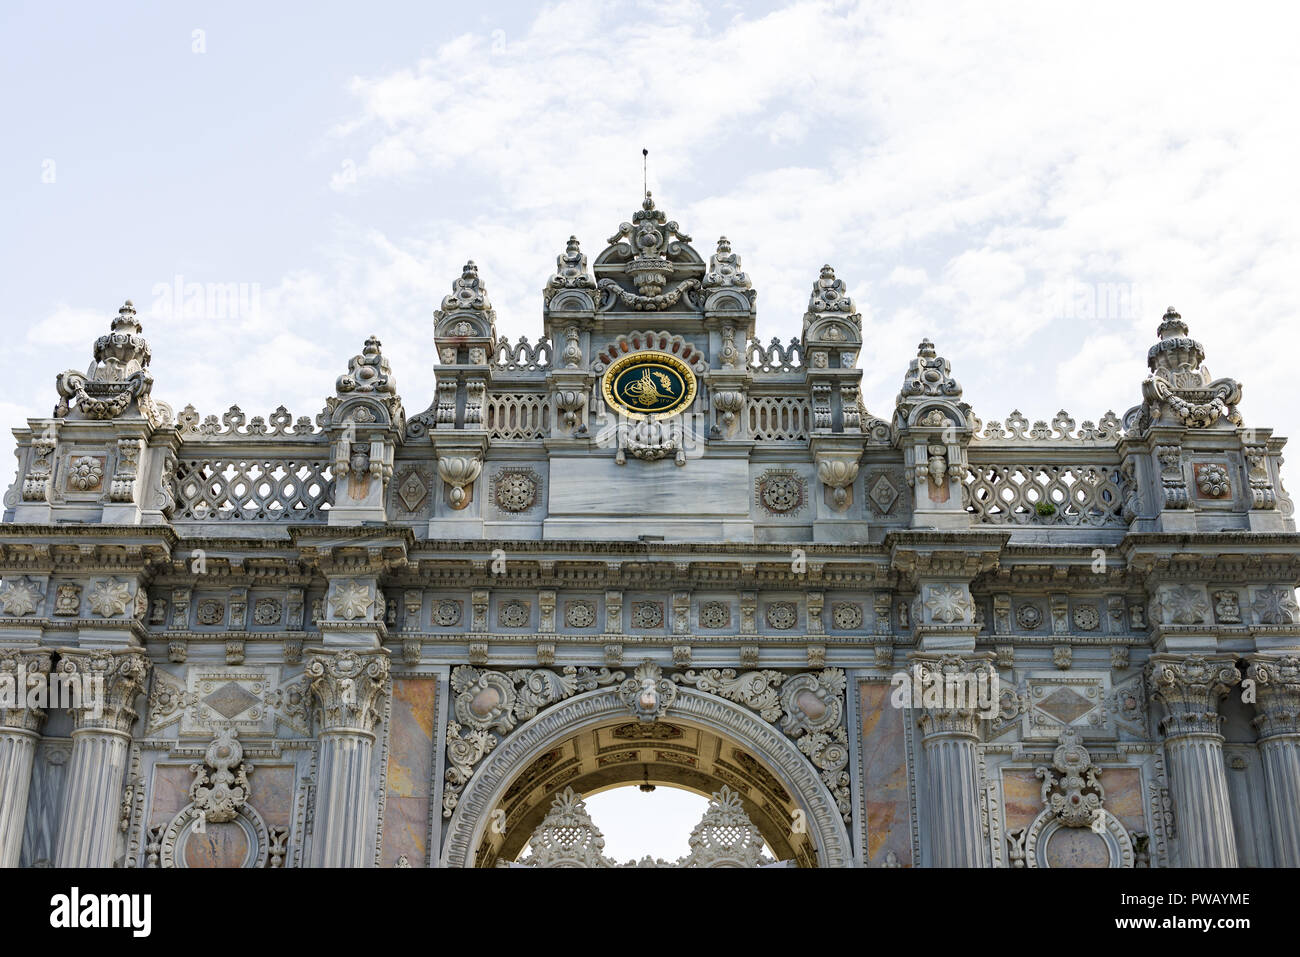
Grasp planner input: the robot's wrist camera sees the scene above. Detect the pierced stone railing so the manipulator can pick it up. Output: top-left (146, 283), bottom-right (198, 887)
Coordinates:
top-left (973, 410), bottom-right (1125, 443)
top-left (485, 392), bottom-right (551, 439)
top-left (746, 337), bottom-right (803, 374)
top-left (172, 457), bottom-right (334, 522)
top-left (962, 460), bottom-right (1128, 527)
top-left (748, 396), bottom-right (812, 442)
top-left (492, 336), bottom-right (553, 372)
top-left (176, 404), bottom-right (322, 439)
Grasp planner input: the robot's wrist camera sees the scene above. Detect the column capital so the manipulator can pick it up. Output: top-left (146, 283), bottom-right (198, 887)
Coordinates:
top-left (304, 648), bottom-right (391, 734)
top-left (1246, 654), bottom-right (1300, 739)
top-left (1145, 654), bottom-right (1240, 737)
top-left (55, 648), bottom-right (151, 735)
top-left (907, 652), bottom-right (998, 738)
top-left (0, 648), bottom-right (53, 733)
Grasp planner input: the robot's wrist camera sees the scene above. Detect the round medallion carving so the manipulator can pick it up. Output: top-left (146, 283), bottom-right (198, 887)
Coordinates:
top-left (831, 603), bottom-right (863, 630)
top-left (1017, 604), bottom-right (1043, 630)
top-left (1072, 604), bottom-right (1100, 631)
top-left (601, 351), bottom-right (697, 420)
top-left (759, 474), bottom-right (804, 514)
top-left (766, 602), bottom-right (798, 630)
top-left (500, 601), bottom-right (529, 629)
top-left (565, 600), bottom-right (596, 628)
top-left (699, 601), bottom-right (730, 629)
top-left (197, 599), bottom-right (225, 626)
top-left (494, 470), bottom-right (538, 512)
top-left (434, 599), bottom-right (462, 627)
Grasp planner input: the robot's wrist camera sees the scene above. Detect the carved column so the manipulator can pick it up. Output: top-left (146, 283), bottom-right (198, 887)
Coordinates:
top-left (53, 649), bottom-right (150, 867)
top-left (914, 655), bottom-right (992, 867)
top-left (0, 649), bottom-right (52, 867)
top-left (1246, 655), bottom-right (1300, 866)
top-left (1146, 655), bottom-right (1240, 867)
top-left (305, 649), bottom-right (390, 867)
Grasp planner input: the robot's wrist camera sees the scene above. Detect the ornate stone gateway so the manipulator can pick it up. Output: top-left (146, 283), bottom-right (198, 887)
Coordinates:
top-left (0, 193), bottom-right (1297, 869)
top-left (441, 664), bottom-right (852, 867)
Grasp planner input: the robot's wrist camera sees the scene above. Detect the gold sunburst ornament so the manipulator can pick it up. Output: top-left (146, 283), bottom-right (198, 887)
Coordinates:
top-left (601, 350), bottom-right (697, 419)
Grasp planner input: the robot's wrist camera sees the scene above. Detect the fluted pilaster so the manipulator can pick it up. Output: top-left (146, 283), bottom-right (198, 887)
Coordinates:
top-left (304, 648), bottom-right (390, 867)
top-left (1147, 654), bottom-right (1239, 867)
top-left (914, 654), bottom-right (993, 867)
top-left (52, 649), bottom-right (149, 868)
top-left (1247, 655), bottom-right (1300, 866)
top-left (0, 649), bottom-right (51, 867)
top-left (54, 730), bottom-right (131, 867)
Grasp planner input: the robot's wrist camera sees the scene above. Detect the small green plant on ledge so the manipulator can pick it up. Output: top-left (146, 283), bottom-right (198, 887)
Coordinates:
top-left (1035, 501), bottom-right (1057, 517)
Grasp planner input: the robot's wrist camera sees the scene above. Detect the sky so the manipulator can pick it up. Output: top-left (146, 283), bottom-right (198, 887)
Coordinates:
top-left (3, 0), bottom-right (1297, 861)
top-left (4, 0), bottom-right (1298, 479)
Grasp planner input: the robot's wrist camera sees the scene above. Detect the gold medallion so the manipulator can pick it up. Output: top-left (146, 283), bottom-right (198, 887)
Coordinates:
top-left (601, 351), bottom-right (697, 420)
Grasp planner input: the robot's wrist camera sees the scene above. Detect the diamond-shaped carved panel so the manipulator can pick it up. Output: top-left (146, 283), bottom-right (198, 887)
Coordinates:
top-left (869, 475), bottom-right (899, 514)
top-left (1035, 686), bottom-right (1095, 725)
top-left (203, 681), bottom-right (261, 720)
top-left (397, 469), bottom-right (430, 513)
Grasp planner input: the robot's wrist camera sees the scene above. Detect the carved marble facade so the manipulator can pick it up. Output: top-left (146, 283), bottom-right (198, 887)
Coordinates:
top-left (1, 195), bottom-right (1297, 868)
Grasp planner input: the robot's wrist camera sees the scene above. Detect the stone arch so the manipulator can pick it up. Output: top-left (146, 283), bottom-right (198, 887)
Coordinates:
top-left (441, 684), bottom-right (853, 868)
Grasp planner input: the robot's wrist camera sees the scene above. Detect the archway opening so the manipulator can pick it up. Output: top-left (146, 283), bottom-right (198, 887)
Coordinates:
top-left (472, 717), bottom-right (818, 867)
top-left (515, 785), bottom-right (715, 863)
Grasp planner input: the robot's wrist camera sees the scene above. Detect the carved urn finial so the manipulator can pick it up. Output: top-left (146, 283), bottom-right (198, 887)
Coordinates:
top-left (1140, 305), bottom-right (1241, 429)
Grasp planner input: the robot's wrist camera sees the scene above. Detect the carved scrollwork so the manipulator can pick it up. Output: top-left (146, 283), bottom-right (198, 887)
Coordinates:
top-left (189, 727), bottom-right (252, 824)
top-left (442, 665), bottom-right (624, 818)
top-left (675, 666), bottom-right (851, 823)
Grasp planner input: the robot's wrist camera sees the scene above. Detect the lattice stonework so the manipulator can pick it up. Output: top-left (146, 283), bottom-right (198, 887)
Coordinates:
top-left (963, 463), bottom-right (1127, 526)
top-left (173, 458), bottom-right (334, 521)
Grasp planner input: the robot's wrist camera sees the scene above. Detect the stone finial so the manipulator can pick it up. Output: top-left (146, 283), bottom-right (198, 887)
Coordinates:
top-left (807, 264), bottom-right (857, 316)
top-left (1140, 305), bottom-right (1241, 429)
top-left (897, 337), bottom-right (963, 405)
top-left (54, 298), bottom-right (165, 425)
top-left (703, 236), bottom-right (752, 291)
top-left (437, 261), bottom-right (495, 319)
top-left (336, 335), bottom-right (396, 396)
top-left (547, 237), bottom-right (594, 291)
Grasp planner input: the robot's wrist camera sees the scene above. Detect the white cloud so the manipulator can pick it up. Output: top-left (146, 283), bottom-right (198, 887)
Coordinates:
top-left (9, 1), bottom-right (1299, 489)
top-left (887, 266), bottom-right (927, 287)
